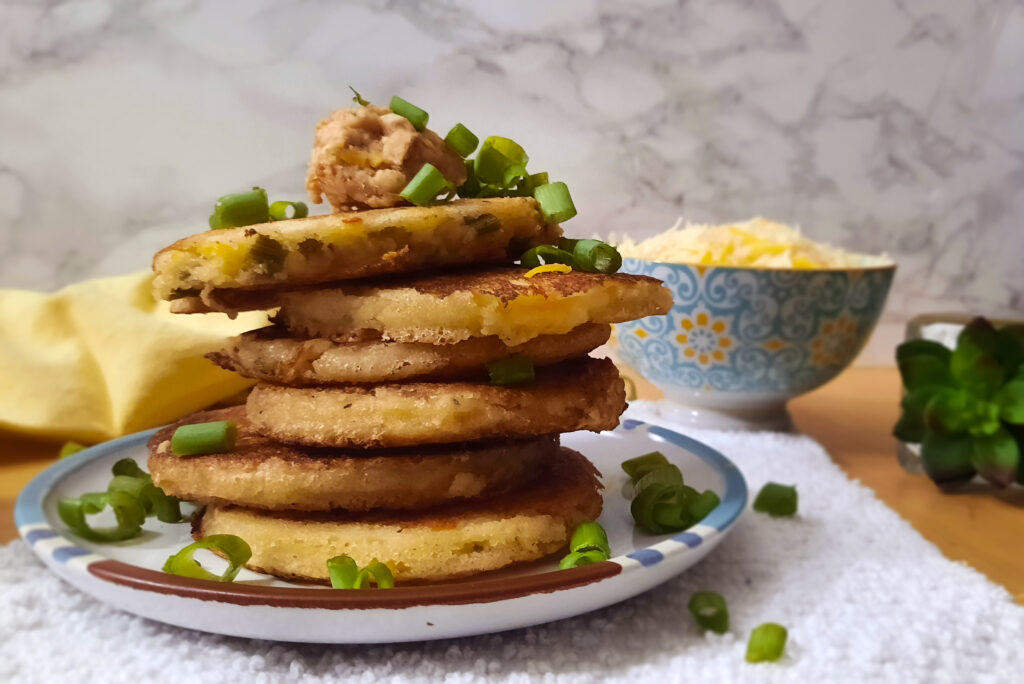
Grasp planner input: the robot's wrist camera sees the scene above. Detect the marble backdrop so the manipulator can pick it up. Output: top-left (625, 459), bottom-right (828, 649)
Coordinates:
top-left (1, 0), bottom-right (1021, 353)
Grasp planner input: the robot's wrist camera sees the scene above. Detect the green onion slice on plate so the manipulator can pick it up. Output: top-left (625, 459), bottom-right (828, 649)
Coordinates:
top-left (58, 441), bottom-right (86, 459)
top-left (486, 356), bottom-right (535, 386)
top-left (569, 520), bottom-right (611, 557)
top-left (621, 451), bottom-right (670, 482)
top-left (327, 555), bottom-right (395, 589)
top-left (558, 549), bottom-right (608, 569)
top-left (163, 534), bottom-right (252, 582)
top-left (688, 590), bottom-right (730, 633)
top-left (58, 490), bottom-right (146, 543)
top-left (171, 421), bottom-right (237, 457)
top-left (752, 482), bottom-right (798, 517)
top-left (746, 622), bottom-right (788, 663)
top-left (389, 96), bottom-right (429, 131)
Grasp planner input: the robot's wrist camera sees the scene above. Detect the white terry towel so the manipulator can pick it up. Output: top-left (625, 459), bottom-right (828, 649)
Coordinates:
top-left (1, 403), bottom-right (1021, 683)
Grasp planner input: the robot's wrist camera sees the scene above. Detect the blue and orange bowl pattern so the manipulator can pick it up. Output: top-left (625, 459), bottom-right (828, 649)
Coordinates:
top-left (617, 258), bottom-right (895, 400)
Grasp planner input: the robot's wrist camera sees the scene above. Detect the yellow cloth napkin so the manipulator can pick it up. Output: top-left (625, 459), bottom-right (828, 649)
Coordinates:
top-left (0, 272), bottom-right (267, 447)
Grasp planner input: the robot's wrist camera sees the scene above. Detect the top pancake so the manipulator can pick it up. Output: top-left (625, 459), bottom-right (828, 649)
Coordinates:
top-left (153, 197), bottom-right (560, 307)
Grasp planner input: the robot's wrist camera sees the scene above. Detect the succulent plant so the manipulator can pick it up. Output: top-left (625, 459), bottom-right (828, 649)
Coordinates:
top-left (894, 317), bottom-right (1024, 489)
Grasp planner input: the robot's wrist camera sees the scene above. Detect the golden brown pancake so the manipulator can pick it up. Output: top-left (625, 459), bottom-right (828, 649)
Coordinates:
top-left (194, 446), bottom-right (603, 583)
top-left (148, 406), bottom-right (557, 512)
top-left (272, 266), bottom-right (673, 346)
top-left (246, 357), bottom-right (626, 448)
top-left (153, 197), bottom-right (560, 310)
top-left (207, 323), bottom-right (611, 385)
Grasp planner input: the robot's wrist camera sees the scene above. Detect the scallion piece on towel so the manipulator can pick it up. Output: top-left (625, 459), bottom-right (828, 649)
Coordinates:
top-left (400, 163), bottom-right (455, 206)
top-left (389, 96), bottom-right (429, 131)
top-left (58, 441), bottom-right (87, 459)
top-left (163, 535), bottom-right (252, 582)
top-left (688, 591), bottom-right (730, 634)
top-left (486, 356), bottom-right (535, 386)
top-left (269, 200), bottom-right (309, 221)
top-left (534, 181), bottom-right (576, 223)
top-left (208, 187), bottom-right (270, 229)
top-left (444, 123), bottom-right (479, 157)
top-left (746, 622), bottom-right (788, 663)
top-left (171, 421), bottom-right (237, 457)
top-left (752, 483), bottom-right (798, 517)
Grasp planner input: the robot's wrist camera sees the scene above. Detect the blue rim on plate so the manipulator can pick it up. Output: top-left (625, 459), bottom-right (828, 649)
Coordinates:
top-left (16, 419), bottom-right (747, 608)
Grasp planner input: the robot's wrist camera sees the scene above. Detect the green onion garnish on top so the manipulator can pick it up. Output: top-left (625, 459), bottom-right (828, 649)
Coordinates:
top-left (444, 123), bottom-right (479, 157)
top-left (746, 622), bottom-right (788, 663)
top-left (529, 171), bottom-right (549, 187)
top-left (486, 356), bottom-right (535, 386)
top-left (58, 441), bottom-right (87, 459)
top-left (688, 591), bottom-right (730, 634)
top-left (570, 238), bottom-right (622, 274)
top-left (389, 96), bottom-right (429, 131)
top-left (752, 482), bottom-right (798, 517)
top-left (269, 200), bottom-right (308, 221)
top-left (208, 187), bottom-right (270, 230)
top-left (519, 245), bottom-right (575, 269)
top-left (327, 555), bottom-right (395, 589)
top-left (400, 163), bottom-right (455, 206)
top-left (171, 421), bottom-right (237, 457)
top-left (534, 181), bottom-right (577, 223)
top-left (474, 136), bottom-right (528, 187)
top-left (163, 534), bottom-right (252, 582)
top-left (349, 86), bottom-right (370, 106)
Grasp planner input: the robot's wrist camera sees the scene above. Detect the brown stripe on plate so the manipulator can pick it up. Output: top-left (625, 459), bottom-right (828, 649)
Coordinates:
top-left (88, 559), bottom-right (621, 609)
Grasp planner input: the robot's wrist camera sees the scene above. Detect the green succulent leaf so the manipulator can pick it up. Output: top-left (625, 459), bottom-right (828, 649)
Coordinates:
top-left (951, 318), bottom-right (1008, 398)
top-left (898, 354), bottom-right (953, 391)
top-left (896, 339), bottom-right (952, 366)
top-left (994, 325), bottom-right (1024, 377)
top-left (893, 386), bottom-right (944, 443)
top-left (923, 389), bottom-right (973, 436)
top-left (893, 411), bottom-right (925, 443)
top-left (992, 380), bottom-right (1024, 424)
top-left (970, 426), bottom-right (1020, 488)
top-left (920, 432), bottom-right (975, 487)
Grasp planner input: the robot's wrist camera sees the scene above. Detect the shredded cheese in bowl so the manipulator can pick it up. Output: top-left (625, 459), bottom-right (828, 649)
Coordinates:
top-left (615, 217), bottom-right (890, 269)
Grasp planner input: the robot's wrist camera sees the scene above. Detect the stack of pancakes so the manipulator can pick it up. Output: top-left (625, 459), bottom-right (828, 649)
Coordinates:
top-left (148, 197), bottom-right (672, 584)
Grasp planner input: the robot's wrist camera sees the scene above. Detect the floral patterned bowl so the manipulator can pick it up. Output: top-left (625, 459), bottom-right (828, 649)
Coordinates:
top-left (617, 258), bottom-right (895, 429)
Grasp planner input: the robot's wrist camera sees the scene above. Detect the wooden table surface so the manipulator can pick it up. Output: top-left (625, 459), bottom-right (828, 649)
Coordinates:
top-left (2, 366), bottom-right (1021, 602)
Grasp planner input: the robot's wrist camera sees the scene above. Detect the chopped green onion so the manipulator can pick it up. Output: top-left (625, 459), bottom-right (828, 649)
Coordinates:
top-left (559, 549), bottom-right (608, 569)
top-left (486, 356), bottom-right (535, 386)
top-left (529, 172), bottom-right (549, 187)
top-left (746, 622), bottom-right (788, 663)
top-left (111, 458), bottom-right (149, 480)
top-left (328, 555), bottom-right (394, 588)
top-left (400, 163), bottom-right (455, 206)
top-left (349, 86), bottom-right (370, 106)
top-left (208, 187), bottom-right (269, 230)
top-left (474, 136), bottom-right (528, 187)
top-left (569, 521), bottom-right (611, 556)
top-left (621, 451), bottom-right (670, 482)
top-left (162, 534), bottom-right (252, 582)
top-left (571, 238), bottom-right (622, 274)
top-left (389, 96), bottom-right (429, 131)
top-left (519, 245), bottom-right (575, 269)
top-left (58, 490), bottom-right (146, 543)
top-left (170, 421), bottom-right (237, 457)
top-left (444, 123), bottom-right (479, 157)
top-left (633, 464), bottom-right (684, 497)
top-left (457, 159), bottom-right (481, 199)
top-left (688, 591), bottom-right (729, 634)
top-left (534, 181), bottom-right (576, 223)
top-left (58, 441), bottom-right (87, 459)
top-left (752, 483), bottom-right (798, 517)
top-left (269, 200), bottom-right (308, 221)
top-left (689, 489), bottom-right (721, 522)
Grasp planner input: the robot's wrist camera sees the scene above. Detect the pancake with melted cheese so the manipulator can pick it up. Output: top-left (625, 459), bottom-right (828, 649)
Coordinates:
top-left (273, 266), bottom-right (673, 346)
top-left (148, 406), bottom-right (556, 512)
top-left (208, 323), bottom-right (610, 385)
top-left (246, 357), bottom-right (626, 448)
top-left (153, 197), bottom-right (560, 309)
top-left (193, 446), bottom-right (603, 583)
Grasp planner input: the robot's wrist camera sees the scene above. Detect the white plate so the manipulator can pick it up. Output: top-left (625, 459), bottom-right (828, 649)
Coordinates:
top-left (16, 419), bottom-right (747, 643)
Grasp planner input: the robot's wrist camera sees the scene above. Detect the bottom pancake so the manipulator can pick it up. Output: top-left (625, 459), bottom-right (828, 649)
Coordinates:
top-left (194, 447), bottom-right (603, 583)
top-left (148, 405), bottom-right (556, 512)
